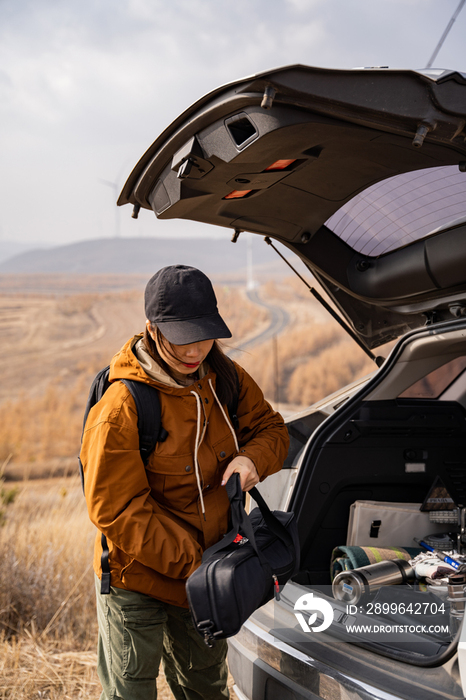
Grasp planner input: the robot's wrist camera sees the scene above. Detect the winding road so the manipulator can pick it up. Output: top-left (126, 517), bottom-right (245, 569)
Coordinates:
top-left (228, 287), bottom-right (290, 359)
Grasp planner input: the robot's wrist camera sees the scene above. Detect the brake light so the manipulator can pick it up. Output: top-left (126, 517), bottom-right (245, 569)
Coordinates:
top-left (265, 159), bottom-right (296, 171)
top-left (224, 189), bottom-right (252, 199)
top-left (223, 159), bottom-right (296, 198)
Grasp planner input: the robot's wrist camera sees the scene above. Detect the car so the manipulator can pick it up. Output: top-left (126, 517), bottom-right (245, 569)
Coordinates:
top-left (118, 65), bottom-right (466, 700)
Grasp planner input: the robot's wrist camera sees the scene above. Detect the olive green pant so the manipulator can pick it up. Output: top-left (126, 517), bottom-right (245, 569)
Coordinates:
top-left (95, 575), bottom-right (229, 700)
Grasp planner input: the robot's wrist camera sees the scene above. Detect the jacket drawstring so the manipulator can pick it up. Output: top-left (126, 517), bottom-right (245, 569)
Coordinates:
top-left (190, 379), bottom-right (239, 521)
top-left (190, 390), bottom-right (207, 519)
top-left (208, 378), bottom-right (239, 454)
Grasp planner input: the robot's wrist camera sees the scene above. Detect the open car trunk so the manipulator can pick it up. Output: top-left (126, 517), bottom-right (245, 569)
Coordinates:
top-left (226, 319), bottom-right (466, 700)
top-left (119, 65), bottom-right (466, 351)
top-left (281, 316), bottom-right (466, 666)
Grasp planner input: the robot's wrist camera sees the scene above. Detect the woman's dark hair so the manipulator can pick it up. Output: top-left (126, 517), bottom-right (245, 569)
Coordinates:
top-left (143, 326), bottom-right (237, 406)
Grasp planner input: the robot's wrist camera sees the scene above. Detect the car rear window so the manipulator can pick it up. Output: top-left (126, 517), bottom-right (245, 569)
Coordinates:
top-left (399, 356), bottom-right (466, 399)
top-left (325, 165), bottom-right (466, 257)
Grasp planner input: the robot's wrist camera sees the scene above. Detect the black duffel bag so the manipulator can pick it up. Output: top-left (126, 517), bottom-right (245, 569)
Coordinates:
top-left (186, 473), bottom-right (300, 646)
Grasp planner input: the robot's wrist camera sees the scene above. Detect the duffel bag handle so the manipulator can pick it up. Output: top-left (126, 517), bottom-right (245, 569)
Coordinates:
top-left (227, 474), bottom-right (295, 558)
top-left (248, 485), bottom-right (294, 551)
top-left (201, 474), bottom-right (287, 577)
top-left (226, 474), bottom-right (293, 550)
top-left (203, 474), bottom-right (269, 569)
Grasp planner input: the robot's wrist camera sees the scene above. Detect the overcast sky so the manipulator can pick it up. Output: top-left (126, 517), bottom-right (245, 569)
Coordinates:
top-left (1, 0), bottom-right (465, 247)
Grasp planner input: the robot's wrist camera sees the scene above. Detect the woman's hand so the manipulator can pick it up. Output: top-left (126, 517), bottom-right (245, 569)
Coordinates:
top-left (222, 455), bottom-right (259, 492)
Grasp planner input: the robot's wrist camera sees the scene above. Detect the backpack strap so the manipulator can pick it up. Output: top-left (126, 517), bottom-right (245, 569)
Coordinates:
top-left (121, 378), bottom-right (168, 464)
top-left (80, 375), bottom-right (166, 595)
top-left (82, 365), bottom-right (111, 431)
top-left (226, 359), bottom-right (240, 431)
top-left (100, 532), bottom-right (112, 596)
top-left (79, 366), bottom-right (111, 492)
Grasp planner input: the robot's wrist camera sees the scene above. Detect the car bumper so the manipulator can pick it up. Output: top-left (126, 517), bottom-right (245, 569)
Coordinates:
top-left (228, 617), bottom-right (404, 700)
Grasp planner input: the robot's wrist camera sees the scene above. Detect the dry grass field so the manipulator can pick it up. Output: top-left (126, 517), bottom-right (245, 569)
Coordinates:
top-left (0, 475), bottom-right (238, 699)
top-left (0, 277), bottom-right (270, 475)
top-left (0, 271), bottom-right (380, 698)
top-left (0, 476), bottom-right (99, 699)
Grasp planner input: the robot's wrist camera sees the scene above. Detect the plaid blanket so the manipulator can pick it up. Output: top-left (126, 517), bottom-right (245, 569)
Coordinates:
top-left (331, 545), bottom-right (421, 580)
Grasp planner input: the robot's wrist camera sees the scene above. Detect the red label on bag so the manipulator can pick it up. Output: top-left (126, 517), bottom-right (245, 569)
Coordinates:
top-left (233, 533), bottom-right (248, 546)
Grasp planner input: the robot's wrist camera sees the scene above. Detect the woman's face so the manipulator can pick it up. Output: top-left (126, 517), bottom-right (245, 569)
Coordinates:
top-left (148, 323), bottom-right (214, 377)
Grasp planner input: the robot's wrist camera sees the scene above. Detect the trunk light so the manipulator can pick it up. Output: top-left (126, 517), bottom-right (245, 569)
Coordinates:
top-left (224, 189), bottom-right (252, 199)
top-left (265, 159), bottom-right (296, 171)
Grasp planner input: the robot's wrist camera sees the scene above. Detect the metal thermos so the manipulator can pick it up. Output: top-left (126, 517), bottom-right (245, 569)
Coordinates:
top-left (447, 572), bottom-right (466, 614)
top-left (447, 572), bottom-right (466, 634)
top-left (332, 559), bottom-right (414, 605)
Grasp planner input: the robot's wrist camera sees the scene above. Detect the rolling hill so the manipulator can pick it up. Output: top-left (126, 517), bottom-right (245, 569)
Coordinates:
top-left (0, 235), bottom-right (289, 279)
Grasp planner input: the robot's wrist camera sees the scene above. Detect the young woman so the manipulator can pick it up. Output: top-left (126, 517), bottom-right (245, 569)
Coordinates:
top-left (80, 264), bottom-right (290, 700)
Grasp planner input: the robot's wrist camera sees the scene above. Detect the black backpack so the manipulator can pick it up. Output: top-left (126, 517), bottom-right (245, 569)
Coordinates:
top-left (79, 363), bottom-right (239, 594)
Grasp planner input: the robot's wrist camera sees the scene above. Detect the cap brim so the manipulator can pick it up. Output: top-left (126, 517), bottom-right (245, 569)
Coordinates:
top-left (156, 313), bottom-right (232, 345)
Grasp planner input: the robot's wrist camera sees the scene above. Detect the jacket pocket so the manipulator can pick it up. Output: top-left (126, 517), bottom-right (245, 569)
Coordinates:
top-left (145, 453), bottom-right (199, 510)
top-left (210, 432), bottom-right (237, 472)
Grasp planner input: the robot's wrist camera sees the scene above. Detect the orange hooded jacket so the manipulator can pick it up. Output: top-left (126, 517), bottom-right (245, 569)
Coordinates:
top-left (80, 335), bottom-right (290, 607)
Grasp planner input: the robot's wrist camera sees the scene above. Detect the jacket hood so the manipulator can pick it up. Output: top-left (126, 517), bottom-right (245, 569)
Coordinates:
top-left (109, 335), bottom-right (209, 392)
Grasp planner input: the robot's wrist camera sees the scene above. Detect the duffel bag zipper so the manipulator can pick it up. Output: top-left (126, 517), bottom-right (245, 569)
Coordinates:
top-left (204, 548), bottom-right (251, 645)
top-left (257, 534), bottom-right (296, 581)
top-left (206, 558), bottom-right (222, 643)
top-left (229, 537), bottom-right (288, 600)
top-left (220, 545), bottom-right (284, 602)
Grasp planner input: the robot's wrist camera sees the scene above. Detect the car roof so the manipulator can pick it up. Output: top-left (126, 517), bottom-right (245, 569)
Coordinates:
top-left (119, 65), bottom-right (466, 350)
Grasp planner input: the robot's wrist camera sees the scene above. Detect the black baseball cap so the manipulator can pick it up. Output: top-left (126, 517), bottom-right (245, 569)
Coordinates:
top-left (144, 265), bottom-right (232, 345)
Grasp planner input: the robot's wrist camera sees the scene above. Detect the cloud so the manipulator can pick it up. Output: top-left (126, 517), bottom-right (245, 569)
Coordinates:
top-left (0, 0), bottom-right (464, 244)
top-left (285, 0), bottom-right (325, 12)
